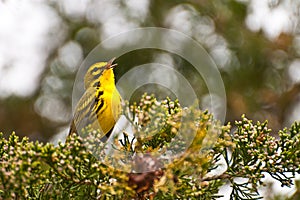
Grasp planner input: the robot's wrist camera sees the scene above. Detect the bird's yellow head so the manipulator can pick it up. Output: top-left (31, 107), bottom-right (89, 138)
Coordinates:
top-left (84, 58), bottom-right (117, 89)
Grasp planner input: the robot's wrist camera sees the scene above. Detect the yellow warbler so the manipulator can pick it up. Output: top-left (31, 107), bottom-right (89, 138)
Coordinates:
top-left (69, 58), bottom-right (121, 141)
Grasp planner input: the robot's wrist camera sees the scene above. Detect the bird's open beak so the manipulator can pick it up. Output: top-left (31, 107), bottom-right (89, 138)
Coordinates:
top-left (106, 57), bottom-right (118, 69)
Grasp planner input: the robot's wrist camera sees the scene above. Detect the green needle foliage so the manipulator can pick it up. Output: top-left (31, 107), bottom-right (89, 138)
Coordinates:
top-left (219, 117), bottom-right (300, 199)
top-left (0, 95), bottom-right (299, 199)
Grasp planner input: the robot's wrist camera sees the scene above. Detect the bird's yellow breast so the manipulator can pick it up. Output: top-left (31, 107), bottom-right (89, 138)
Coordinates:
top-left (97, 88), bottom-right (121, 134)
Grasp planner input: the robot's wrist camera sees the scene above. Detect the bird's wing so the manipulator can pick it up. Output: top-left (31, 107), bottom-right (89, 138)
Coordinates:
top-left (70, 87), bottom-right (102, 136)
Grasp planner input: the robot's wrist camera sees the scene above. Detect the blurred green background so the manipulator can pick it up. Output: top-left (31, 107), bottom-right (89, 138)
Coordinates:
top-left (1, 0), bottom-right (300, 142)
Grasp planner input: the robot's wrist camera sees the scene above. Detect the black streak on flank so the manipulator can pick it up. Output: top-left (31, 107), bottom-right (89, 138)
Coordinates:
top-left (96, 90), bottom-right (104, 99)
top-left (95, 98), bottom-right (104, 115)
top-left (91, 90), bottom-right (104, 114)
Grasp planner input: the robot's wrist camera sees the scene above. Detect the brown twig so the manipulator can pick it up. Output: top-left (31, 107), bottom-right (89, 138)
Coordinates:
top-left (201, 173), bottom-right (231, 182)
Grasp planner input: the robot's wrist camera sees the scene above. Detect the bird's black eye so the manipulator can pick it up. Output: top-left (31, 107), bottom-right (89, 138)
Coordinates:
top-left (91, 67), bottom-right (101, 76)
